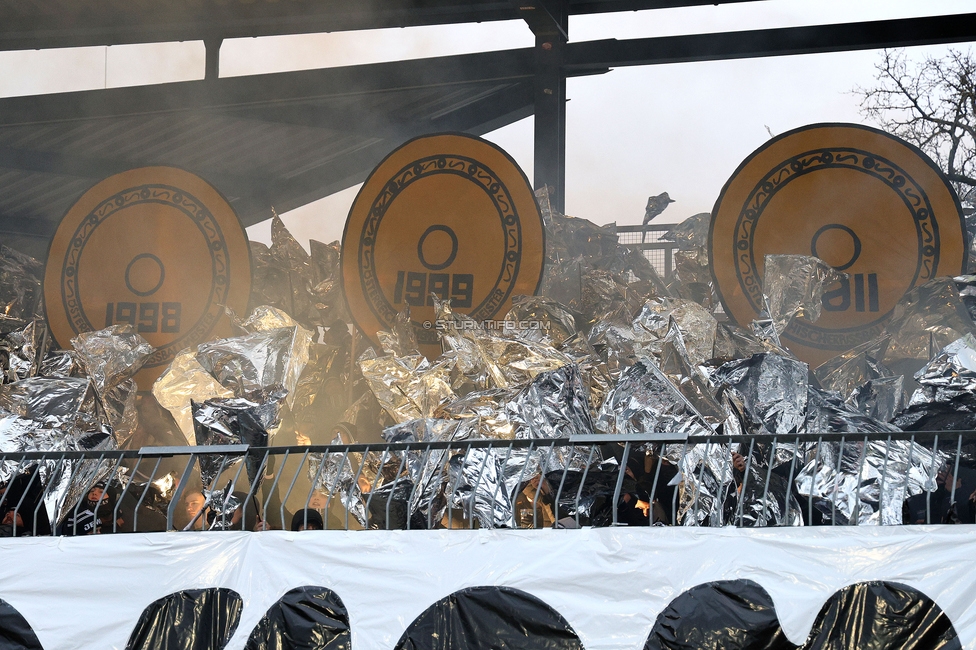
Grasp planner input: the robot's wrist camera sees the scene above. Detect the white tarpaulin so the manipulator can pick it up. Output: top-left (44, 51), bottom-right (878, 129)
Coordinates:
top-left (2, 526), bottom-right (975, 649)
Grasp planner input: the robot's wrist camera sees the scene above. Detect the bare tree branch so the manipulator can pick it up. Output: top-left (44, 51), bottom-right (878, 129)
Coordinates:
top-left (858, 48), bottom-right (976, 200)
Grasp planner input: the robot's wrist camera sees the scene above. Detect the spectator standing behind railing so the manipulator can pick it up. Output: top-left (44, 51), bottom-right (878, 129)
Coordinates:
top-left (183, 491), bottom-right (207, 531)
top-left (0, 507), bottom-right (27, 537)
top-left (291, 509), bottom-right (324, 531)
top-left (58, 482), bottom-right (123, 535)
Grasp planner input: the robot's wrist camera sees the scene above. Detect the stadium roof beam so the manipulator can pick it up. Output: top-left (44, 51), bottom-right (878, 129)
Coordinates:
top-left (0, 0), bottom-right (766, 51)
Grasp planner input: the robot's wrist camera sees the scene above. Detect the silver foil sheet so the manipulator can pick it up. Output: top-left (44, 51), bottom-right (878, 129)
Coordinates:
top-left (710, 353), bottom-right (809, 436)
top-left (910, 334), bottom-right (976, 405)
top-left (794, 434), bottom-right (939, 526)
top-left (884, 277), bottom-right (976, 364)
top-left (762, 254), bottom-right (847, 337)
top-left (503, 295), bottom-right (578, 347)
top-left (152, 348), bottom-right (234, 444)
top-left (632, 297), bottom-right (717, 366)
top-left (196, 323), bottom-right (310, 406)
top-left (193, 389), bottom-right (285, 516)
top-left (0, 245), bottom-right (43, 332)
top-left (597, 355), bottom-right (714, 438)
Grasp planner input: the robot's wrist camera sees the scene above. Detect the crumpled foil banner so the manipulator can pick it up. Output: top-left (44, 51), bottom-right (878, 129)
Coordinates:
top-left (0, 374), bottom-right (117, 526)
top-left (662, 212), bottom-right (710, 251)
top-left (659, 319), bottom-right (728, 429)
top-left (955, 274), bottom-right (976, 323)
top-left (815, 337), bottom-right (892, 398)
top-left (676, 439), bottom-right (802, 528)
top-left (447, 446), bottom-right (516, 528)
top-left (661, 213), bottom-right (717, 308)
top-left (1, 319), bottom-right (46, 382)
top-left (909, 334), bottom-right (976, 406)
top-left (503, 295), bottom-right (578, 347)
top-left (433, 296), bottom-right (571, 390)
top-left (154, 306), bottom-right (309, 444)
top-left (597, 355), bottom-right (714, 438)
top-left (71, 325), bottom-right (153, 447)
top-left (249, 217), bottom-right (350, 330)
top-left (883, 277), bottom-right (976, 364)
top-left (0, 245), bottom-right (44, 333)
top-left (152, 348), bottom-right (234, 444)
top-left (762, 254), bottom-right (847, 337)
top-left (710, 353), bottom-right (809, 435)
top-left (193, 388), bottom-right (285, 527)
top-left (360, 348), bottom-right (456, 425)
top-left (439, 388), bottom-right (519, 440)
top-left (795, 430), bottom-right (939, 525)
top-left (0, 326), bottom-right (145, 527)
top-left (197, 317), bottom-right (310, 404)
top-left (814, 336), bottom-right (905, 422)
top-left (381, 418), bottom-right (470, 527)
top-left (632, 297), bottom-right (717, 366)
top-left (509, 363), bottom-right (600, 474)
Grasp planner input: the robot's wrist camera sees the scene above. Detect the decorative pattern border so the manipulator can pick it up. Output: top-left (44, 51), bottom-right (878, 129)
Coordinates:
top-left (358, 155), bottom-right (523, 345)
top-left (733, 147), bottom-right (939, 349)
top-left (60, 184), bottom-right (230, 368)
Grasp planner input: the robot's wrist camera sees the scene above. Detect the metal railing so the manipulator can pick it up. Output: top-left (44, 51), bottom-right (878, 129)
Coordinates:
top-left (0, 431), bottom-right (971, 536)
top-left (615, 224), bottom-right (678, 280)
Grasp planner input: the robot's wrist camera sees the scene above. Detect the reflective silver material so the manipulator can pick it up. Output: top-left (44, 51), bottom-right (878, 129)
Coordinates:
top-left (308, 433), bottom-right (367, 528)
top-left (633, 297), bottom-right (717, 366)
top-left (597, 355), bottom-right (714, 438)
top-left (796, 390), bottom-right (939, 525)
top-left (815, 337), bottom-right (893, 400)
top-left (70, 325), bottom-right (152, 393)
top-left (360, 347), bottom-right (456, 424)
top-left (196, 323), bottom-right (311, 406)
top-left (661, 212), bottom-right (710, 251)
top-left (659, 319), bottom-right (728, 428)
top-left (503, 295), bottom-right (578, 347)
top-left (710, 353), bottom-right (808, 435)
top-left (910, 334), bottom-right (976, 405)
top-left (0, 373), bottom-right (117, 526)
top-left (557, 333), bottom-right (613, 419)
top-left (509, 363), bottom-right (599, 473)
top-left (851, 376), bottom-right (906, 423)
top-left (1, 319), bottom-right (43, 381)
top-left (884, 278), bottom-right (976, 363)
top-left (677, 440), bottom-right (803, 528)
top-left (712, 323), bottom-right (775, 359)
top-left (448, 446), bottom-right (516, 528)
top-left (38, 350), bottom-right (82, 378)
top-left (382, 418), bottom-right (472, 526)
top-left (0, 245), bottom-right (43, 332)
top-left (71, 325), bottom-right (153, 447)
top-left (438, 388), bottom-right (518, 440)
top-left (795, 436), bottom-right (939, 526)
top-left (193, 389), bottom-right (285, 518)
top-left (762, 254), bottom-right (847, 337)
top-left (153, 348), bottom-right (234, 444)
top-left (376, 307), bottom-right (420, 359)
top-left (814, 337), bottom-right (905, 421)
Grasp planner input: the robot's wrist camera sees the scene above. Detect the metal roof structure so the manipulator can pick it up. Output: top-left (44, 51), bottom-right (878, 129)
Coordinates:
top-left (0, 49), bottom-right (537, 258)
top-left (0, 1), bottom-right (761, 51)
top-left (1, 1), bottom-right (975, 259)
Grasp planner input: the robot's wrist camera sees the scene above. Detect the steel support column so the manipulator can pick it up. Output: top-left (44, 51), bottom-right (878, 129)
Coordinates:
top-left (534, 33), bottom-right (567, 213)
top-left (519, 0), bottom-right (568, 213)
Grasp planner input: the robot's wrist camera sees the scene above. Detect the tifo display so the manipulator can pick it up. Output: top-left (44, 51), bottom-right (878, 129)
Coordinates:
top-left (3, 126), bottom-right (976, 536)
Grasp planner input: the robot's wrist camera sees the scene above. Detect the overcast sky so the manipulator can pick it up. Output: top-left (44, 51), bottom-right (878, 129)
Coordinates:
top-left (1, 0), bottom-right (974, 250)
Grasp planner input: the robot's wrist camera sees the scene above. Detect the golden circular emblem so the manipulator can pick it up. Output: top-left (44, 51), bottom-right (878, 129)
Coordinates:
top-left (44, 167), bottom-right (251, 388)
top-left (710, 123), bottom-right (967, 365)
top-left (341, 133), bottom-right (545, 356)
